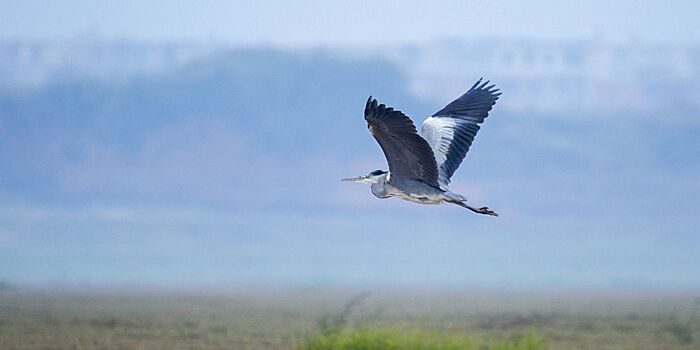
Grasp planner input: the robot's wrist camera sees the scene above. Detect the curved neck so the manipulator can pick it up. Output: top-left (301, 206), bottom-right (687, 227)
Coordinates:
top-left (370, 176), bottom-right (390, 198)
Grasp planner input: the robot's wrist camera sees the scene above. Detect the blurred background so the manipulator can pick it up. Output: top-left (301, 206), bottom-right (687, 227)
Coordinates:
top-left (2, 2), bottom-right (700, 349)
top-left (1, 0), bottom-right (700, 294)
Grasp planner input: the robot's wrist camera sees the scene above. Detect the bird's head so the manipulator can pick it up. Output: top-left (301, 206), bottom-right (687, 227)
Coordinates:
top-left (342, 169), bottom-right (388, 184)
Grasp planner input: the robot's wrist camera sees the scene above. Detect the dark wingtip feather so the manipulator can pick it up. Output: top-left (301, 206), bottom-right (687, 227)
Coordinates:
top-left (431, 77), bottom-right (501, 119)
top-left (469, 78), bottom-right (483, 91)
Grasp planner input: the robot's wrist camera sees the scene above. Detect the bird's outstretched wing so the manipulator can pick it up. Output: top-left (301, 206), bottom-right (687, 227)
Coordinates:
top-left (365, 96), bottom-right (440, 187)
top-left (420, 78), bottom-right (500, 189)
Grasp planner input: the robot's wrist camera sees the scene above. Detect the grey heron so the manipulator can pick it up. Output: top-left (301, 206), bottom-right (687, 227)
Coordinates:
top-left (342, 78), bottom-right (500, 216)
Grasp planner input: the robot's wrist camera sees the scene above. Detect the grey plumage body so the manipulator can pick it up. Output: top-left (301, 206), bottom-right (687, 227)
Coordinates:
top-left (343, 78), bottom-right (500, 216)
top-left (370, 174), bottom-right (449, 204)
top-left (370, 175), bottom-right (432, 201)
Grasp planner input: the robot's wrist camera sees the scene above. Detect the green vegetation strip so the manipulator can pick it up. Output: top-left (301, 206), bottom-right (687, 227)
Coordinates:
top-left (299, 328), bottom-right (548, 350)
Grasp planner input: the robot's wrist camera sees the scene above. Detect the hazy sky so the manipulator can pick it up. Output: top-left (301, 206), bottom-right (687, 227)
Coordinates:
top-left (2, 0), bottom-right (699, 45)
top-left (2, 1), bottom-right (698, 289)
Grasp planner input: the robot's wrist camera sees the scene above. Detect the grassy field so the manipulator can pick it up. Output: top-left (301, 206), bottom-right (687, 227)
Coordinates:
top-left (0, 287), bottom-right (698, 349)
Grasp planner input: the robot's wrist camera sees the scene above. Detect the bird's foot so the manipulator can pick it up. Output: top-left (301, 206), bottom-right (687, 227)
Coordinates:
top-left (478, 207), bottom-right (498, 216)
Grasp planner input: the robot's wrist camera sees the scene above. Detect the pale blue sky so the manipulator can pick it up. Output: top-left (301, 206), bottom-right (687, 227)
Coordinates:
top-left (1, 1), bottom-right (698, 289)
top-left (1, 0), bottom-right (699, 45)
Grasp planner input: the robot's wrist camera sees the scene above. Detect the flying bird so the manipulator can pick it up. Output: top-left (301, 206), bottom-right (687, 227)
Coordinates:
top-left (342, 78), bottom-right (500, 216)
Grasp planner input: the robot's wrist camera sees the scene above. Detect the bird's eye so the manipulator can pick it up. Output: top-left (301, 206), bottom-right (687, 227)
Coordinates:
top-left (371, 170), bottom-right (385, 176)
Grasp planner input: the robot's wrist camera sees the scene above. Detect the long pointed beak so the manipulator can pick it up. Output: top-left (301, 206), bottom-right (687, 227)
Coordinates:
top-left (341, 175), bottom-right (366, 182)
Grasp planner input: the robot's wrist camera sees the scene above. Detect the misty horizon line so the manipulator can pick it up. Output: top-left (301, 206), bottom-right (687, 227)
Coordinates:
top-left (3, 281), bottom-right (699, 296)
top-left (2, 32), bottom-right (699, 48)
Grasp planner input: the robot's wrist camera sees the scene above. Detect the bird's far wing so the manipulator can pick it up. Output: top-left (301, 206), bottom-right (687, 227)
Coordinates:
top-left (365, 96), bottom-right (440, 187)
top-left (421, 78), bottom-right (500, 189)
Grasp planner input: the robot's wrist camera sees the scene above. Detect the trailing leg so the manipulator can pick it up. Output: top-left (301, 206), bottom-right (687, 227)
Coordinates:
top-left (451, 200), bottom-right (498, 216)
